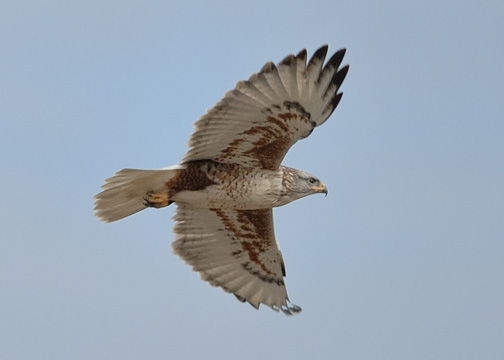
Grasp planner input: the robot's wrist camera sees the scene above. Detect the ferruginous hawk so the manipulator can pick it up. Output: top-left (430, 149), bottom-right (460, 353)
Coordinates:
top-left (94, 45), bottom-right (349, 314)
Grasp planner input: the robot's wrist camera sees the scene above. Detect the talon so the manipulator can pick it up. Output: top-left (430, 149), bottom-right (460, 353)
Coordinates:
top-left (143, 191), bottom-right (170, 208)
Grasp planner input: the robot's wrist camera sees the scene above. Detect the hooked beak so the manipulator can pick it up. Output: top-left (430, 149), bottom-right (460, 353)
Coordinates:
top-left (311, 182), bottom-right (328, 197)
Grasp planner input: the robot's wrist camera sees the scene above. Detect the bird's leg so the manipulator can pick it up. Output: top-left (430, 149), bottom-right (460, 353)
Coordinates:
top-left (143, 190), bottom-right (171, 208)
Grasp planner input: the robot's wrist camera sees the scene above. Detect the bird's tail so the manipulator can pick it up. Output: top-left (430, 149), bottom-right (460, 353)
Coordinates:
top-left (94, 166), bottom-right (183, 223)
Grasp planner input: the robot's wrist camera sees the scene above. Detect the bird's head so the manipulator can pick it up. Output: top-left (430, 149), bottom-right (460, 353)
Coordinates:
top-left (281, 166), bottom-right (328, 202)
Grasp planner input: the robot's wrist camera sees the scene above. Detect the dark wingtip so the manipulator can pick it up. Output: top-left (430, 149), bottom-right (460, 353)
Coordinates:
top-left (333, 64), bottom-right (350, 89)
top-left (234, 294), bottom-right (246, 303)
top-left (260, 61), bottom-right (276, 73)
top-left (322, 92), bottom-right (344, 121)
top-left (331, 92), bottom-right (344, 109)
top-left (281, 303), bottom-right (302, 315)
top-left (296, 48), bottom-right (308, 62)
top-left (335, 48), bottom-right (347, 59)
top-left (311, 45), bottom-right (329, 63)
top-left (280, 54), bottom-right (295, 66)
top-left (325, 48), bottom-right (347, 71)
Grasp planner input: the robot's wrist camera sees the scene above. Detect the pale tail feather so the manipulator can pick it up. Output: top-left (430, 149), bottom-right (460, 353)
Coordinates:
top-left (94, 166), bottom-right (182, 223)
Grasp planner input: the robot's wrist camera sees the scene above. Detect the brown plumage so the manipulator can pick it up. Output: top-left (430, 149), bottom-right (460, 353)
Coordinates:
top-left (94, 46), bottom-right (348, 314)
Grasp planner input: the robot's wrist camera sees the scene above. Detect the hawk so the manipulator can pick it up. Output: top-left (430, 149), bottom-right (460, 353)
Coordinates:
top-left (94, 45), bottom-right (349, 314)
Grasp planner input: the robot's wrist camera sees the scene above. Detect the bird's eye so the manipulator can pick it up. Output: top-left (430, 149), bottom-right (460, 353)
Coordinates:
top-left (308, 177), bottom-right (317, 184)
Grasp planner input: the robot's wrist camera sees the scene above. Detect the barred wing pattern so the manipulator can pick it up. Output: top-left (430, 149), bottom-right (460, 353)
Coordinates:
top-left (172, 204), bottom-right (301, 314)
top-left (182, 45), bottom-right (349, 171)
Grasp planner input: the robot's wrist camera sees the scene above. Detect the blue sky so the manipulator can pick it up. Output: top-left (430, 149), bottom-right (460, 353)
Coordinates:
top-left (1, 0), bottom-right (503, 359)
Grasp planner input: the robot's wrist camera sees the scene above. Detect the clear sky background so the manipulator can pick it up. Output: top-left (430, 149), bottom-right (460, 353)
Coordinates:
top-left (1, 1), bottom-right (503, 359)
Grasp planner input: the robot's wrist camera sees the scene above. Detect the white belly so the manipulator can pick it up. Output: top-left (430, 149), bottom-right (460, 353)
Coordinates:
top-left (171, 171), bottom-right (285, 210)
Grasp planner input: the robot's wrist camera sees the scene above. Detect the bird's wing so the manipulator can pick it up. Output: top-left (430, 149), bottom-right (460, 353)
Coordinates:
top-left (182, 45), bottom-right (349, 171)
top-left (172, 204), bottom-right (301, 314)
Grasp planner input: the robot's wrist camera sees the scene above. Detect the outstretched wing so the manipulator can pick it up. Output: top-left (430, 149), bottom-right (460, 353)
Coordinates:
top-left (172, 204), bottom-right (301, 314)
top-left (182, 45), bottom-right (349, 171)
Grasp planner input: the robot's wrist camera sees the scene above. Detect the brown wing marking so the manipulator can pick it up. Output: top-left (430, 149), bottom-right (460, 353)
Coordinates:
top-left (181, 46), bottom-right (348, 173)
top-left (215, 104), bottom-right (311, 170)
top-left (172, 205), bottom-right (298, 313)
top-left (213, 208), bottom-right (284, 283)
top-left (165, 161), bottom-right (216, 195)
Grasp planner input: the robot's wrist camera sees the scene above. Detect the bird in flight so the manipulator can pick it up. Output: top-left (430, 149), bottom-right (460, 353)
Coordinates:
top-left (94, 45), bottom-right (349, 315)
